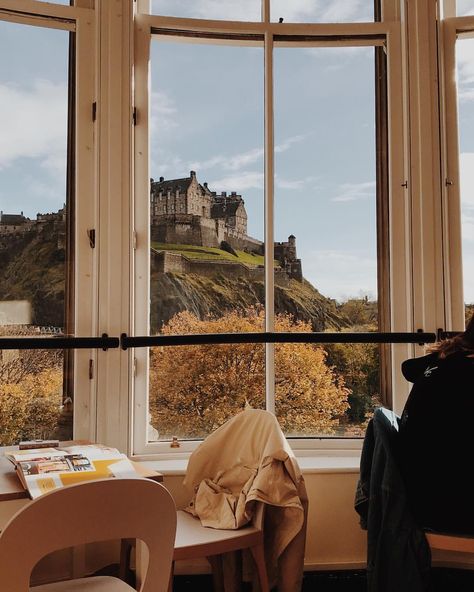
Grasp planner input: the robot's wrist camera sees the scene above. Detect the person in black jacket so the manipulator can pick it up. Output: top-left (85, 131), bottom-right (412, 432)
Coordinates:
top-left (399, 313), bottom-right (474, 534)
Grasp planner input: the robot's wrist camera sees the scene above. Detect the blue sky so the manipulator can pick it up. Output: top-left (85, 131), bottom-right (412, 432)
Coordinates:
top-left (151, 40), bottom-right (378, 301)
top-left (0, 3), bottom-right (473, 304)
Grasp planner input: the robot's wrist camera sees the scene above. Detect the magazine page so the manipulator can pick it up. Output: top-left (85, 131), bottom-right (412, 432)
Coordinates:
top-left (12, 446), bottom-right (140, 499)
top-left (5, 448), bottom-right (64, 464)
top-left (17, 453), bottom-right (96, 499)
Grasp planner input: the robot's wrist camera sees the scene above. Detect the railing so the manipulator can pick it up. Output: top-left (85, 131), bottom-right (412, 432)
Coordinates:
top-left (0, 333), bottom-right (118, 351)
top-left (0, 330), bottom-right (460, 350)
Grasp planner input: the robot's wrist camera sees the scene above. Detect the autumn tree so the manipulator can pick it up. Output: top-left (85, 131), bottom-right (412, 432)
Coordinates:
top-left (149, 309), bottom-right (349, 439)
top-left (0, 327), bottom-right (63, 446)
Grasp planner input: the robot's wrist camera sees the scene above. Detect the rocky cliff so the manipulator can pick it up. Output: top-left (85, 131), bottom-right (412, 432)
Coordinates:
top-left (151, 271), bottom-right (347, 333)
top-left (0, 230), bottom-right (348, 332)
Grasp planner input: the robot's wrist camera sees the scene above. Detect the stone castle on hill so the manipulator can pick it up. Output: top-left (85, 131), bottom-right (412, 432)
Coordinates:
top-left (0, 172), bottom-right (303, 281)
top-left (150, 171), bottom-right (303, 280)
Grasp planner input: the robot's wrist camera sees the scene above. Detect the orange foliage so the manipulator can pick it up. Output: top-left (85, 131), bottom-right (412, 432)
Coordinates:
top-left (149, 309), bottom-right (349, 439)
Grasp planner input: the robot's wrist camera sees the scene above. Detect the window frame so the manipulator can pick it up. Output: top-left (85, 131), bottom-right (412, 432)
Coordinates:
top-left (0, 0), bottom-right (97, 442)
top-left (440, 12), bottom-right (474, 331)
top-left (131, 5), bottom-right (409, 456)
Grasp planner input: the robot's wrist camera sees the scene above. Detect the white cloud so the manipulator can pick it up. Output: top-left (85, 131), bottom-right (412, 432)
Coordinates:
top-left (153, 0), bottom-right (372, 22)
top-left (331, 180), bottom-right (375, 202)
top-left (150, 90), bottom-right (178, 135)
top-left (208, 171), bottom-right (263, 192)
top-left (456, 39), bottom-right (474, 100)
top-left (274, 134), bottom-right (307, 153)
top-left (457, 1), bottom-right (474, 17)
top-left (462, 213), bottom-right (474, 243)
top-left (276, 178), bottom-right (305, 190)
top-left (151, 0), bottom-right (261, 21)
top-left (272, 0), bottom-right (371, 22)
top-left (460, 153), bottom-right (474, 208)
top-left (275, 175), bottom-right (320, 190)
top-left (304, 249), bottom-right (377, 301)
top-left (190, 147), bottom-right (263, 173)
top-left (0, 80), bottom-right (67, 170)
top-left (190, 134), bottom-right (306, 175)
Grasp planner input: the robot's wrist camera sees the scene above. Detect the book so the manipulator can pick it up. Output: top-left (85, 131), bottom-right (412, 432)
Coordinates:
top-left (6, 444), bottom-right (141, 499)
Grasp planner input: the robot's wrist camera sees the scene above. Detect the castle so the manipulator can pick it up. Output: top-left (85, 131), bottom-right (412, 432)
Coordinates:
top-left (150, 171), bottom-right (302, 280)
top-left (0, 207), bottom-right (66, 251)
top-left (1, 174), bottom-right (303, 281)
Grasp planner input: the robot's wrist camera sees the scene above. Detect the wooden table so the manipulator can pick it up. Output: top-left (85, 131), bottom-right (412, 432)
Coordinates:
top-left (0, 445), bottom-right (162, 502)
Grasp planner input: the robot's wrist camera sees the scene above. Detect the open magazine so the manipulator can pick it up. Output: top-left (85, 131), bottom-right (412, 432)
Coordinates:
top-left (6, 444), bottom-right (141, 499)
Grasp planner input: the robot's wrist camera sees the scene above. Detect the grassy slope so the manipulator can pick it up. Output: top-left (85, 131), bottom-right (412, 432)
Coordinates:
top-left (152, 242), bottom-right (275, 267)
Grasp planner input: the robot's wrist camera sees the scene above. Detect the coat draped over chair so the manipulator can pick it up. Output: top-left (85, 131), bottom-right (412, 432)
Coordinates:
top-left (182, 408), bottom-right (308, 592)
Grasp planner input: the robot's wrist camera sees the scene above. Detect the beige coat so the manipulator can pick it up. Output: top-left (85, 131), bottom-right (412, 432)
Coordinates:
top-left (183, 408), bottom-right (308, 592)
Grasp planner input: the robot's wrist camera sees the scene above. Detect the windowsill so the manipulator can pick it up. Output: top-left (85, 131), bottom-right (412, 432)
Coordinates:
top-left (138, 451), bottom-right (361, 476)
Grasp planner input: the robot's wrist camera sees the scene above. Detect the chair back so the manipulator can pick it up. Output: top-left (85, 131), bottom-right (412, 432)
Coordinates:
top-left (0, 478), bottom-right (176, 592)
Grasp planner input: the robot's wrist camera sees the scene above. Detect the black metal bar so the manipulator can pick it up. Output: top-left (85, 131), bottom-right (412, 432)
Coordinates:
top-left (121, 331), bottom-right (437, 350)
top-left (0, 334), bottom-right (119, 351)
top-left (438, 330), bottom-right (461, 340)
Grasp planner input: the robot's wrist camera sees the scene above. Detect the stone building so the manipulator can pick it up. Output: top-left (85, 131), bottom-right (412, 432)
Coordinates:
top-left (150, 171), bottom-right (303, 281)
top-left (150, 171), bottom-right (257, 252)
top-left (274, 235), bottom-right (303, 281)
top-left (0, 211), bottom-right (31, 235)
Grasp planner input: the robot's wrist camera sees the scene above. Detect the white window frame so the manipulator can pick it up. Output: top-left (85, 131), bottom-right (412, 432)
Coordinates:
top-left (0, 0), bottom-right (97, 441)
top-left (131, 1), bottom-right (411, 457)
top-left (440, 10), bottom-right (474, 331)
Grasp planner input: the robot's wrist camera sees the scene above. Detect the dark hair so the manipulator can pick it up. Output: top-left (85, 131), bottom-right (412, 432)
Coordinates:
top-left (430, 313), bottom-right (474, 358)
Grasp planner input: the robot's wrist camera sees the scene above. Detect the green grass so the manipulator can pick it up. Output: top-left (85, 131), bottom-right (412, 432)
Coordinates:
top-left (152, 242), bottom-right (275, 267)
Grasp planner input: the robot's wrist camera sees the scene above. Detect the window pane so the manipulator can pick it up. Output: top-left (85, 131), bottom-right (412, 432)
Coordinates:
top-left (149, 343), bottom-right (265, 441)
top-left (0, 344), bottom-right (69, 446)
top-left (0, 20), bottom-right (72, 444)
top-left (148, 39), bottom-right (264, 440)
top-left (150, 0), bottom-right (261, 21)
top-left (455, 37), bottom-right (474, 322)
top-left (271, 0), bottom-right (374, 23)
top-left (273, 46), bottom-right (382, 436)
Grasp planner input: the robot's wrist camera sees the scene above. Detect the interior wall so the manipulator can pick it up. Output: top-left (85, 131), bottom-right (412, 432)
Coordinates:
top-left (1, 469), bottom-right (473, 584)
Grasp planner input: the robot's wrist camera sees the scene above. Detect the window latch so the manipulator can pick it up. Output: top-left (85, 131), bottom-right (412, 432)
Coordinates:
top-left (170, 436), bottom-right (180, 449)
top-left (87, 228), bottom-right (96, 249)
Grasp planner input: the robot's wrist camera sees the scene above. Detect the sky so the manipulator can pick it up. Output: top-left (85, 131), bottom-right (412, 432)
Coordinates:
top-left (0, 1), bottom-right (473, 304)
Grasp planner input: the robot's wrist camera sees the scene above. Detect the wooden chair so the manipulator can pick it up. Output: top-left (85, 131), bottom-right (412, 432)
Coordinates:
top-left (425, 531), bottom-right (474, 553)
top-left (0, 478), bottom-right (176, 592)
top-left (173, 502), bottom-right (268, 592)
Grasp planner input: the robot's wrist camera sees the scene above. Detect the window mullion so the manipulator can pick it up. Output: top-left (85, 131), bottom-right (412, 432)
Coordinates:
top-left (264, 29), bottom-right (275, 414)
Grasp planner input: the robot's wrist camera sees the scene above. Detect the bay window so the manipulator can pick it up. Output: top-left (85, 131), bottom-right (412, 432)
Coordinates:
top-left (0, 0), bottom-right (469, 458)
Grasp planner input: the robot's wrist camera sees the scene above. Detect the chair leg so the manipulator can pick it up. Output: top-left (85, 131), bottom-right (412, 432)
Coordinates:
top-left (119, 538), bottom-right (135, 583)
top-left (249, 544), bottom-right (269, 592)
top-left (208, 555), bottom-right (225, 592)
top-left (221, 551), bottom-right (242, 592)
top-left (168, 560), bottom-right (175, 592)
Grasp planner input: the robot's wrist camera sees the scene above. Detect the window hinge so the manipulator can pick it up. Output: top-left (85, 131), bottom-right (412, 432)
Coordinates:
top-left (92, 101), bottom-right (97, 122)
top-left (132, 107), bottom-right (137, 126)
top-left (88, 359), bottom-right (94, 380)
top-left (87, 228), bottom-right (96, 249)
top-left (133, 357), bottom-right (138, 378)
top-left (133, 230), bottom-right (137, 250)
top-left (401, 180), bottom-right (408, 188)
